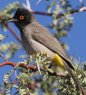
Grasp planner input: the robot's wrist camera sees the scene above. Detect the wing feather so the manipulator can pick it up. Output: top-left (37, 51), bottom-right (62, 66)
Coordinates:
top-left (28, 22), bottom-right (74, 69)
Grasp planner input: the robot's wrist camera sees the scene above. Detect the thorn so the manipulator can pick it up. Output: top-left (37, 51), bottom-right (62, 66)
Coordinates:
top-left (36, 0), bottom-right (42, 5)
top-left (36, 62), bottom-right (41, 75)
top-left (25, 0), bottom-right (32, 11)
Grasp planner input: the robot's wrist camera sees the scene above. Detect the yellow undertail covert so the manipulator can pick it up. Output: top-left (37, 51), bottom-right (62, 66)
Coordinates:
top-left (52, 54), bottom-right (64, 67)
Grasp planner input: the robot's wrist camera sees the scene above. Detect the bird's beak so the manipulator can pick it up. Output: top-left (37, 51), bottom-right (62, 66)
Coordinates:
top-left (8, 18), bottom-right (17, 22)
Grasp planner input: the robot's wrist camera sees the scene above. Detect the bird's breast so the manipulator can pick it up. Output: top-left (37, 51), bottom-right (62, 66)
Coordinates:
top-left (31, 39), bottom-right (55, 58)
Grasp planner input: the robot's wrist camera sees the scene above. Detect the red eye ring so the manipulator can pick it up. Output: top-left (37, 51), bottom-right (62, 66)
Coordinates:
top-left (19, 15), bottom-right (24, 20)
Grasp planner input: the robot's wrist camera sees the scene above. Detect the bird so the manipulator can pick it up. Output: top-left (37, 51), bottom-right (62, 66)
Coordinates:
top-left (8, 8), bottom-right (83, 92)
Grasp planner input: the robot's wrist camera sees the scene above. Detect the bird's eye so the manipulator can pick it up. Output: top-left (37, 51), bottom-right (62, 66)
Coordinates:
top-left (19, 15), bottom-right (25, 20)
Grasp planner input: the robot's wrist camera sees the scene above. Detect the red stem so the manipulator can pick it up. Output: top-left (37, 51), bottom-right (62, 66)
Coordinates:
top-left (0, 61), bottom-right (37, 70)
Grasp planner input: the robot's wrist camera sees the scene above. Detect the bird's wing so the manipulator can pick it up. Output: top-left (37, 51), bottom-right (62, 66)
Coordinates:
top-left (29, 22), bottom-right (73, 68)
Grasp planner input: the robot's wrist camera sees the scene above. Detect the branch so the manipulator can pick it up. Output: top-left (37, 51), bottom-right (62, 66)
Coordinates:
top-left (5, 23), bottom-right (21, 43)
top-left (0, 61), bottom-right (37, 71)
top-left (0, 61), bottom-right (16, 67)
top-left (32, 7), bottom-right (86, 18)
top-left (0, 61), bottom-right (67, 77)
top-left (79, 7), bottom-right (86, 12)
top-left (0, 17), bottom-right (21, 43)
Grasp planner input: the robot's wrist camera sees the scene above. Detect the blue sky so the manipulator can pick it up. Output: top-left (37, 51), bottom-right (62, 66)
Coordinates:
top-left (0, 0), bottom-right (86, 66)
top-left (0, 0), bottom-right (86, 93)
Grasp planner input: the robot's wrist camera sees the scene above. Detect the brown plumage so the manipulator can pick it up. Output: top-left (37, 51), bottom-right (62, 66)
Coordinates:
top-left (13, 8), bottom-right (74, 69)
top-left (9, 8), bottom-right (86, 94)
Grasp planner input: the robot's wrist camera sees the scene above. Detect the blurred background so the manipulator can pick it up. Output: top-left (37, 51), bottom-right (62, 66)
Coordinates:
top-left (0, 0), bottom-right (86, 94)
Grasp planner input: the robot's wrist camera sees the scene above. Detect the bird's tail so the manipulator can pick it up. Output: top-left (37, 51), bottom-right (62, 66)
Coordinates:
top-left (64, 60), bottom-right (86, 95)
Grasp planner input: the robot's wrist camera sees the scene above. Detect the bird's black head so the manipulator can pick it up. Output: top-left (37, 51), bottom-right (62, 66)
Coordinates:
top-left (12, 8), bottom-right (33, 29)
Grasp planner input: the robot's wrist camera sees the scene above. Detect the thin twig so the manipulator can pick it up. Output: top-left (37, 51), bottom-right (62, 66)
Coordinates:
top-left (32, 6), bottom-right (86, 18)
top-left (0, 17), bottom-right (21, 43)
top-left (5, 23), bottom-right (21, 43)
